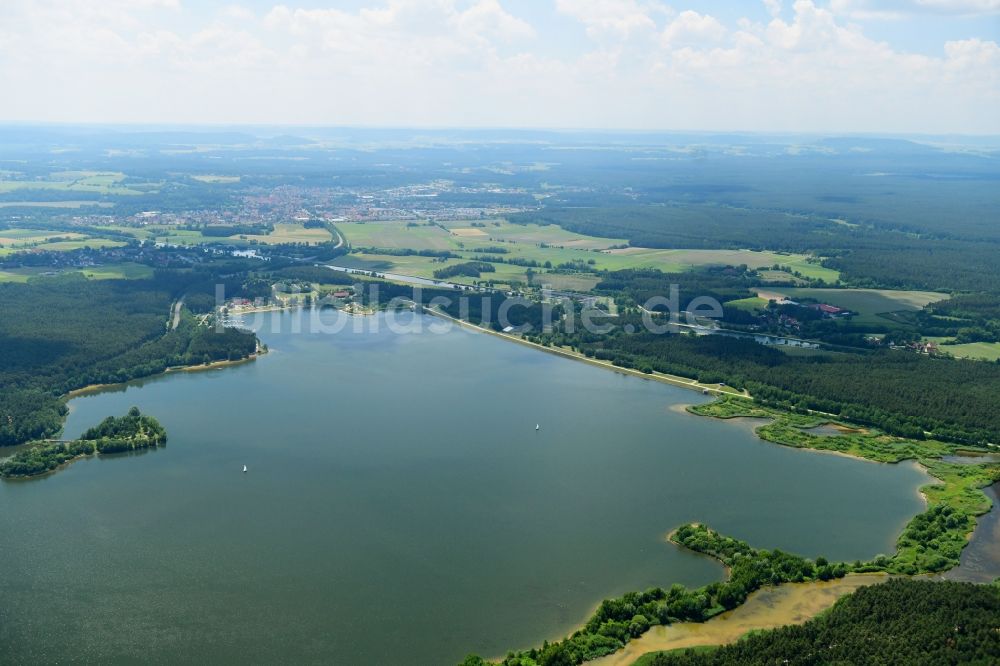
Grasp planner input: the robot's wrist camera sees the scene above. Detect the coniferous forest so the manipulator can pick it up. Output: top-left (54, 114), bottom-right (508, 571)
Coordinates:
top-left (643, 579), bottom-right (1000, 666)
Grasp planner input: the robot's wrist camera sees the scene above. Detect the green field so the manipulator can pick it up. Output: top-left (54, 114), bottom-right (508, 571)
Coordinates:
top-left (128, 222), bottom-right (332, 246)
top-left (724, 296), bottom-right (769, 311)
top-left (437, 218), bottom-right (625, 250)
top-left (0, 262), bottom-right (152, 283)
top-left (757, 288), bottom-right (945, 325)
top-left (0, 201), bottom-right (115, 209)
top-left (333, 220), bottom-right (838, 289)
top-left (937, 342), bottom-right (1000, 361)
top-left (335, 221), bottom-right (457, 250)
top-left (243, 223), bottom-right (332, 245)
top-left (0, 171), bottom-right (146, 196)
top-left (191, 175), bottom-right (240, 184)
top-left (80, 262), bottom-right (155, 280)
top-left (0, 229), bottom-right (126, 254)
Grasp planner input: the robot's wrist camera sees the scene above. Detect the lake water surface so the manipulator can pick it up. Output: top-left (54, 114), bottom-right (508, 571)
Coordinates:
top-left (0, 310), bottom-right (930, 665)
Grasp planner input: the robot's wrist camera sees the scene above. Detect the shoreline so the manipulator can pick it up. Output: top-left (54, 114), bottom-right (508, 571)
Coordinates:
top-left (64, 350), bottom-right (265, 400)
top-left (424, 306), bottom-right (749, 398)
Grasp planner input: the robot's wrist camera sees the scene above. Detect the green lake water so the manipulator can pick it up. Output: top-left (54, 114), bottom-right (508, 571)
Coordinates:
top-left (0, 310), bottom-right (930, 665)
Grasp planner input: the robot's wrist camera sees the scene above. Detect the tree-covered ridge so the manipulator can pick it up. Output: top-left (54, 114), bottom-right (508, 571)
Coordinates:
top-left (0, 407), bottom-right (166, 478)
top-left (0, 274), bottom-right (258, 447)
top-left (643, 579), bottom-right (1000, 666)
top-left (529, 307), bottom-right (1000, 444)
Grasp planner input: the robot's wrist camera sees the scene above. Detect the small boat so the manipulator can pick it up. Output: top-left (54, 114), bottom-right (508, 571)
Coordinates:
top-left (535, 424), bottom-right (540, 431)
top-left (242, 465), bottom-right (247, 473)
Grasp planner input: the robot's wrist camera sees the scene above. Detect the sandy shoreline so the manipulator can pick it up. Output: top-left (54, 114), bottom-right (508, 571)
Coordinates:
top-left (64, 350), bottom-right (265, 399)
top-left (424, 306), bottom-right (749, 398)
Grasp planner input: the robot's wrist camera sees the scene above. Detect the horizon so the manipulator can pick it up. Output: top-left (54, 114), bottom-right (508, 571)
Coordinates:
top-left (3, 121), bottom-right (999, 141)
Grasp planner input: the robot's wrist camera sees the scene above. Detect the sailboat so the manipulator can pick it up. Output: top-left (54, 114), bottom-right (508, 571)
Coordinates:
top-left (535, 424), bottom-right (540, 431)
top-left (242, 465), bottom-right (247, 473)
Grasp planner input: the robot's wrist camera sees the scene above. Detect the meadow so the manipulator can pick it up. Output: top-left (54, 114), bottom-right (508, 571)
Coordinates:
top-left (936, 342), bottom-right (1000, 362)
top-left (757, 288), bottom-right (945, 325)
top-left (0, 262), bottom-right (152, 283)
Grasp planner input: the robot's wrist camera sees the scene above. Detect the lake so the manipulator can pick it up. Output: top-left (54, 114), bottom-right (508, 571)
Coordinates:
top-left (0, 309), bottom-right (930, 665)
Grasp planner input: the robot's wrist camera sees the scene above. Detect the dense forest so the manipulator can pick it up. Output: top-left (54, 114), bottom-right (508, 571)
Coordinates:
top-left (0, 274), bottom-right (257, 447)
top-left (643, 579), bottom-right (1000, 666)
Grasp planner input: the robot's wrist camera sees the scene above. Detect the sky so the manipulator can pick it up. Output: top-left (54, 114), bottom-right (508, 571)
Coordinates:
top-left (0, 0), bottom-right (997, 133)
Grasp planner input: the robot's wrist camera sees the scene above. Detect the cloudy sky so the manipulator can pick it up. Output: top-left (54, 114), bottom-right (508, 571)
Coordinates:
top-left (0, 0), bottom-right (997, 133)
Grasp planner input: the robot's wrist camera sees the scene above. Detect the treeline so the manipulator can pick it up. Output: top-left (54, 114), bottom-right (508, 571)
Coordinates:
top-left (355, 246), bottom-right (458, 258)
top-left (433, 261), bottom-right (496, 280)
top-left (596, 267), bottom-right (757, 311)
top-left (926, 293), bottom-right (1000, 343)
top-left (0, 407), bottom-right (167, 478)
top-left (645, 579), bottom-right (1000, 666)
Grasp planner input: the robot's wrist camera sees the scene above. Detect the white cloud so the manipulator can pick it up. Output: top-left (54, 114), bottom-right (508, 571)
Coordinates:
top-left (554, 0), bottom-right (665, 38)
top-left (662, 11), bottom-right (727, 47)
top-left (453, 0), bottom-right (535, 42)
top-left (763, 0), bottom-right (783, 17)
top-left (831, 0), bottom-right (1000, 19)
top-left (0, 0), bottom-right (996, 133)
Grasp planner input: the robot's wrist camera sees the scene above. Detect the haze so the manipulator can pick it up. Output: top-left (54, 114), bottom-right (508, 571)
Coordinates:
top-left (0, 0), bottom-right (997, 133)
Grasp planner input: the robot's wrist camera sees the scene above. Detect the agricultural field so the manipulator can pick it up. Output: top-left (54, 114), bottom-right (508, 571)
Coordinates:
top-left (0, 228), bottom-right (88, 245)
top-left (758, 288), bottom-right (945, 325)
top-left (0, 268), bottom-right (49, 282)
top-left (79, 262), bottom-right (155, 280)
top-left (723, 296), bottom-right (770, 311)
top-left (332, 219), bottom-right (839, 290)
top-left (242, 223), bottom-right (332, 245)
top-left (335, 221), bottom-right (456, 251)
top-left (191, 175), bottom-right (240, 184)
top-left (39, 239), bottom-right (126, 252)
top-left (0, 228), bottom-right (126, 254)
top-left (0, 171), bottom-right (148, 195)
top-left (0, 201), bottom-right (115, 209)
top-left (934, 341), bottom-right (1000, 362)
top-left (0, 262), bottom-right (151, 283)
top-left (128, 222), bottom-right (331, 246)
top-left (343, 251), bottom-right (531, 286)
top-left (437, 219), bottom-right (625, 250)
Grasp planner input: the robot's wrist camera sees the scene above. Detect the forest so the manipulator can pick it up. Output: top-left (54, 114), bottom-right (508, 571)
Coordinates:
top-left (642, 579), bottom-right (1000, 666)
top-left (0, 273), bottom-right (258, 447)
top-left (511, 206), bottom-right (1000, 294)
